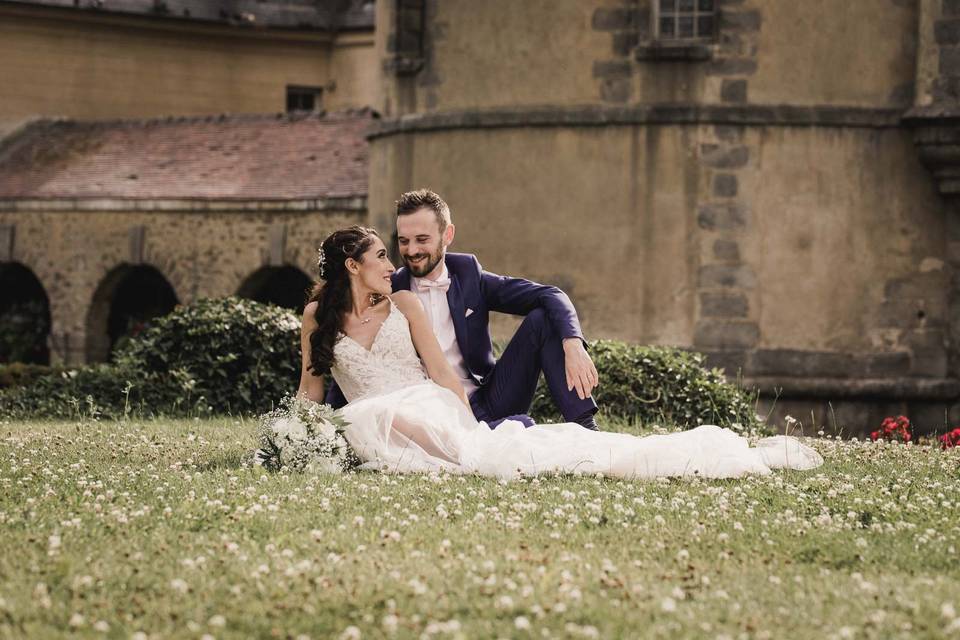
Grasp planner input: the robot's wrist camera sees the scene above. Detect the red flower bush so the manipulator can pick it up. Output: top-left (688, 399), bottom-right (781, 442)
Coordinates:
top-left (871, 416), bottom-right (912, 443)
top-left (940, 427), bottom-right (960, 449)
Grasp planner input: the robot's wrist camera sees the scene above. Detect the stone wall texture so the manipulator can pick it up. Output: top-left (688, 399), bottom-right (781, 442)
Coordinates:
top-left (366, 0), bottom-right (960, 434)
top-left (0, 207), bottom-right (362, 364)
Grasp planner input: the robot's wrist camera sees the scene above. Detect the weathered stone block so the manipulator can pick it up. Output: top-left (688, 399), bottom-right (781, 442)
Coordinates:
top-left (941, 47), bottom-right (960, 75)
top-left (694, 320), bottom-right (759, 349)
top-left (935, 18), bottom-right (960, 45)
top-left (698, 264), bottom-right (756, 288)
top-left (593, 60), bottom-right (632, 78)
top-left (946, 0), bottom-right (960, 17)
top-left (697, 202), bottom-right (749, 230)
top-left (592, 8), bottom-right (638, 31)
top-left (599, 78), bottom-right (632, 103)
top-left (862, 352), bottom-right (911, 377)
top-left (749, 349), bottom-right (857, 377)
top-left (128, 225), bottom-right (146, 264)
top-left (884, 272), bottom-right (947, 301)
top-left (720, 78), bottom-right (747, 103)
top-left (714, 125), bottom-right (745, 142)
top-left (712, 239), bottom-right (740, 262)
top-left (911, 349), bottom-right (948, 377)
top-left (713, 173), bottom-right (739, 197)
top-left (612, 32), bottom-right (639, 56)
top-left (0, 224), bottom-right (13, 262)
top-left (699, 349), bottom-right (747, 375)
top-left (700, 144), bottom-right (750, 168)
top-left (700, 291), bottom-right (749, 317)
top-left (706, 58), bottom-right (758, 76)
top-left (268, 224), bottom-right (287, 266)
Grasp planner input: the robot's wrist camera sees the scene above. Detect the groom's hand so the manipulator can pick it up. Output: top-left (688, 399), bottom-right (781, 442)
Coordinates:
top-left (563, 338), bottom-right (599, 400)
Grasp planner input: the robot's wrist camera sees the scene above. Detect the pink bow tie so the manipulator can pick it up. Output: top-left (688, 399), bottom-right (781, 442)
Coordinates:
top-left (416, 276), bottom-right (451, 292)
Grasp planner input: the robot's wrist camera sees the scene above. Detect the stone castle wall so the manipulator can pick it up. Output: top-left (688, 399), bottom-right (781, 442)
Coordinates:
top-left (366, 0), bottom-right (960, 433)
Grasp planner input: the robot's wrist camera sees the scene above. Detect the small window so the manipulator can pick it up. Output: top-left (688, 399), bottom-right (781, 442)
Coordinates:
top-left (286, 85), bottom-right (323, 113)
top-left (656, 0), bottom-right (715, 42)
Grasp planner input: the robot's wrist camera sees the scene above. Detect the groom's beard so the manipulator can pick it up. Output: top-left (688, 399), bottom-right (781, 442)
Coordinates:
top-left (403, 246), bottom-right (444, 278)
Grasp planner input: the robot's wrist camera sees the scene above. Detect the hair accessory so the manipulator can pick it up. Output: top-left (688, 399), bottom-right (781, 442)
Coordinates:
top-left (317, 247), bottom-right (327, 278)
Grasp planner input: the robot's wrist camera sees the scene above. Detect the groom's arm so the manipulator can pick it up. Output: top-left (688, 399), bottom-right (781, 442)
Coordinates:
top-left (477, 261), bottom-right (598, 399)
top-left (324, 381), bottom-right (348, 409)
top-left (479, 268), bottom-right (585, 343)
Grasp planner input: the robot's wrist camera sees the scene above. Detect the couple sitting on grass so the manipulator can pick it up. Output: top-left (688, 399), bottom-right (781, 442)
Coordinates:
top-left (295, 189), bottom-right (822, 479)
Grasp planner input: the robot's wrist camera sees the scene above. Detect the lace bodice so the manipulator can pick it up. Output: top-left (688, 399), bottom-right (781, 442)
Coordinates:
top-left (331, 301), bottom-right (429, 402)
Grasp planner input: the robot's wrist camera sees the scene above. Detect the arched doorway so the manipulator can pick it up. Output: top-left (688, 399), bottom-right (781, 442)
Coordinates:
top-left (86, 264), bottom-right (178, 362)
top-left (0, 263), bottom-right (51, 364)
top-left (237, 266), bottom-right (312, 314)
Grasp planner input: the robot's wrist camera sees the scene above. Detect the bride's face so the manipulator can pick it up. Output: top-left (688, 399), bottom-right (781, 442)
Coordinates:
top-left (351, 236), bottom-right (395, 296)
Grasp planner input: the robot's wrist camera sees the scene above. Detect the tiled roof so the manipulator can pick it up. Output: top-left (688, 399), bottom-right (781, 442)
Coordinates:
top-left (0, 110), bottom-right (373, 201)
top-left (1, 0), bottom-right (375, 31)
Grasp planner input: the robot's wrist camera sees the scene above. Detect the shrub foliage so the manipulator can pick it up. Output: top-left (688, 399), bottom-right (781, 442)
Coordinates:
top-left (3, 300), bottom-right (758, 430)
top-left (113, 297), bottom-right (300, 414)
top-left (530, 340), bottom-right (760, 431)
top-left (1, 297), bottom-right (300, 419)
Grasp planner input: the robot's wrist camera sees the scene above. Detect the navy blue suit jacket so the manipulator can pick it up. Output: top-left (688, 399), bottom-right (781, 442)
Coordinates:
top-left (324, 252), bottom-right (584, 408)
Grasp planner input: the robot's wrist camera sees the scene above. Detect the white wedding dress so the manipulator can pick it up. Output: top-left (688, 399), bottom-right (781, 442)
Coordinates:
top-left (332, 302), bottom-right (823, 479)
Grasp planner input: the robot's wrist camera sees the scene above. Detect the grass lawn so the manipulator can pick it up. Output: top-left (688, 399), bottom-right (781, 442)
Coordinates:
top-left (1, 417), bottom-right (959, 639)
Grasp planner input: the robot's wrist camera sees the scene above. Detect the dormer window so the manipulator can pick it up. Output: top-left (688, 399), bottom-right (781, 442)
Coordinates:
top-left (286, 85), bottom-right (323, 113)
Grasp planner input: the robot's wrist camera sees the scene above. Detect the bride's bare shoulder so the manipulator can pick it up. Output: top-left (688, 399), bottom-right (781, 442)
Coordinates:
top-left (301, 301), bottom-right (319, 329)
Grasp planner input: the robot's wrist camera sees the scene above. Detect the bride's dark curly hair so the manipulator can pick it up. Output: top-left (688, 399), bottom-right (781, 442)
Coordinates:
top-left (305, 225), bottom-right (381, 375)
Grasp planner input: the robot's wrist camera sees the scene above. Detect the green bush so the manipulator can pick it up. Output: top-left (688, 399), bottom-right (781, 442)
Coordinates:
top-left (113, 297), bottom-right (301, 415)
top-left (0, 365), bottom-right (197, 420)
top-left (1, 297), bottom-right (301, 419)
top-left (0, 362), bottom-right (61, 390)
top-left (529, 340), bottom-right (762, 432)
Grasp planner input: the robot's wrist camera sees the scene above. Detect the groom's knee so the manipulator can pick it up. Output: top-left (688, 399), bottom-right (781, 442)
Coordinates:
top-left (519, 308), bottom-right (553, 343)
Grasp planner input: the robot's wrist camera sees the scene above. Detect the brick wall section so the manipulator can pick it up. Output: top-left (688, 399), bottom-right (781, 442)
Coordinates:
top-left (0, 208), bottom-right (363, 364)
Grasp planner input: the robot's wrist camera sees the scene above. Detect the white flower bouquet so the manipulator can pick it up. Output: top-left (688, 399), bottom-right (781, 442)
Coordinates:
top-left (254, 396), bottom-right (359, 472)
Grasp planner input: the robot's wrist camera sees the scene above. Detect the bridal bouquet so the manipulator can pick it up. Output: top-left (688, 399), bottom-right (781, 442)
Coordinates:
top-left (254, 396), bottom-right (359, 472)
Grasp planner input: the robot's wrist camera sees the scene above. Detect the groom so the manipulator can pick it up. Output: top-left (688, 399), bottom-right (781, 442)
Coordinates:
top-left (327, 189), bottom-right (600, 430)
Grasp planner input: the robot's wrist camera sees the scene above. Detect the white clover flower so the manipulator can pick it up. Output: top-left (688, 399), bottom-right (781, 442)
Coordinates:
top-left (514, 616), bottom-right (531, 631)
top-left (660, 597), bottom-right (677, 612)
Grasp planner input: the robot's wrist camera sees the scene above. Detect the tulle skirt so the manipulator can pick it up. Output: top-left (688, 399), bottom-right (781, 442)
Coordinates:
top-left (339, 381), bottom-right (823, 480)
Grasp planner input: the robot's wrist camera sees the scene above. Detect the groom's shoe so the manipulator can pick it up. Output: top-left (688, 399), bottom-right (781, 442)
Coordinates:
top-left (574, 411), bottom-right (600, 431)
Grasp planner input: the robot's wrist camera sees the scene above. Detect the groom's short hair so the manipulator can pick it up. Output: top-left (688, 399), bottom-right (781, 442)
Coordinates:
top-left (396, 189), bottom-right (451, 233)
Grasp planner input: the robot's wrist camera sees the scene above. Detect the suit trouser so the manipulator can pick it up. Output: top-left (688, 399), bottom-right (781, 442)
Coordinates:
top-left (469, 308), bottom-right (598, 429)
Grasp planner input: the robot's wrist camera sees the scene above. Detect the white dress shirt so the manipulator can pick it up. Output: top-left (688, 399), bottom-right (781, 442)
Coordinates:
top-left (412, 264), bottom-right (479, 397)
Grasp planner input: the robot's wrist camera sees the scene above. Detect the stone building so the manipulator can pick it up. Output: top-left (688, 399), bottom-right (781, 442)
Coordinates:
top-left (4, 0), bottom-right (960, 432)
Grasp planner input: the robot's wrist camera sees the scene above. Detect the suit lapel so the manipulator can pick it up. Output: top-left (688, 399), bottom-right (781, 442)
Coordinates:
top-left (446, 272), bottom-right (469, 355)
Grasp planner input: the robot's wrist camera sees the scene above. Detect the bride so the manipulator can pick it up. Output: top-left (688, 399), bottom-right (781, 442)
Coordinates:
top-left (296, 226), bottom-right (823, 479)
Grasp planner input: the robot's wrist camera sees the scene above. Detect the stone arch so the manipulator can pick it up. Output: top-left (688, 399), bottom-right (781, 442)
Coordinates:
top-left (237, 265), bottom-right (313, 314)
top-left (86, 264), bottom-right (179, 362)
top-left (0, 262), bottom-right (52, 364)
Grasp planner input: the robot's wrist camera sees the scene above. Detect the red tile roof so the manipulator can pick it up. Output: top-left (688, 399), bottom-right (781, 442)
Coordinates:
top-left (0, 110), bottom-right (373, 201)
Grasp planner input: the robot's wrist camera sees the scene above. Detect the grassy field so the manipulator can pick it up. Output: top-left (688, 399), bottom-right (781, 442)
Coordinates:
top-left (1, 417), bottom-right (959, 639)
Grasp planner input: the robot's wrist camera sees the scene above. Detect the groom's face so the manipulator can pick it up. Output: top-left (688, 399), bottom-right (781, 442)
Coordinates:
top-left (397, 207), bottom-right (449, 278)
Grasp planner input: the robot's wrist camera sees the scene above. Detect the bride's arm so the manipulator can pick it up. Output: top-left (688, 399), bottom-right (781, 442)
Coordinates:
top-left (296, 301), bottom-right (326, 402)
top-left (392, 291), bottom-right (471, 410)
